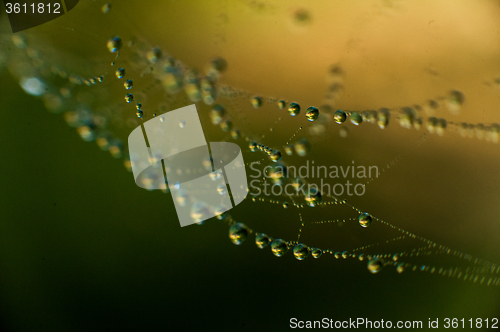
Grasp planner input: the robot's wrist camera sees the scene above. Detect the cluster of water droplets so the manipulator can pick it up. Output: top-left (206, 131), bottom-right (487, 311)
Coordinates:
top-left (4, 4), bottom-right (500, 286)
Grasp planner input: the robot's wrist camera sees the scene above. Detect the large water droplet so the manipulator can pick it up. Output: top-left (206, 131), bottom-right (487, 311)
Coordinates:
top-left (358, 212), bottom-right (373, 228)
top-left (333, 110), bottom-right (347, 124)
top-left (115, 68), bottom-right (125, 79)
top-left (367, 258), bottom-right (384, 274)
top-left (293, 243), bottom-right (309, 260)
top-left (124, 79), bottom-right (133, 90)
top-left (350, 112), bottom-right (362, 125)
top-left (311, 248), bottom-right (322, 259)
top-left (229, 223), bottom-right (249, 245)
top-left (251, 96), bottom-right (262, 109)
top-left (288, 102), bottom-right (301, 116)
top-left (255, 233), bottom-right (271, 249)
top-left (107, 36), bottom-right (122, 53)
top-left (271, 239), bottom-right (288, 257)
top-left (305, 107), bottom-right (319, 121)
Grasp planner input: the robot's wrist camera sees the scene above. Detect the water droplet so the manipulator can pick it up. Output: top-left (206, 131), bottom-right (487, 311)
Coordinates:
top-left (311, 248), bottom-right (322, 259)
top-left (249, 141), bottom-right (257, 152)
top-left (160, 116), bottom-right (165, 123)
top-left (305, 187), bottom-right (322, 207)
top-left (107, 36), bottom-right (122, 53)
top-left (204, 57), bottom-right (227, 80)
top-left (255, 233), bottom-right (271, 249)
top-left (284, 144), bottom-right (293, 156)
top-left (115, 68), bottom-right (125, 79)
top-left (214, 205), bottom-right (229, 220)
top-left (20, 77), bottom-right (46, 96)
top-left (230, 130), bottom-right (240, 140)
top-left (358, 212), bottom-right (373, 228)
top-left (292, 8), bottom-right (312, 25)
top-left (334, 252), bottom-right (341, 259)
top-left (220, 120), bottom-right (232, 132)
top-left (146, 47), bottom-right (162, 64)
top-left (399, 107), bottom-right (416, 129)
top-left (305, 107), bottom-right (319, 121)
top-left (210, 104), bottom-right (225, 125)
top-left (288, 102), bottom-right (301, 116)
top-left (350, 112), bottom-right (363, 125)
top-left (97, 76), bottom-right (104, 83)
top-left (447, 90), bottom-right (464, 115)
top-left (278, 100), bottom-right (286, 109)
top-left (179, 120), bottom-right (185, 128)
top-left (283, 202), bottom-right (289, 209)
top-left (136, 110), bottom-right (143, 119)
top-left (125, 93), bottom-right (133, 103)
top-left (124, 79), bottom-right (133, 90)
top-left (342, 251), bottom-right (349, 259)
top-left (209, 171), bottom-right (222, 181)
top-left (271, 239), bottom-right (288, 257)
top-left (175, 189), bottom-right (189, 207)
top-left (101, 3), bottom-right (111, 13)
top-left (229, 223), bottom-right (249, 245)
top-left (293, 243), bottom-right (309, 260)
top-left (367, 258), bottom-right (384, 274)
top-left (270, 150), bottom-right (282, 162)
top-left (251, 96), bottom-right (262, 109)
top-left (191, 201), bottom-right (212, 224)
top-left (333, 110), bottom-right (347, 124)
top-left (294, 138), bottom-right (310, 157)
top-left (217, 182), bottom-right (227, 195)
top-left (396, 263), bottom-right (405, 273)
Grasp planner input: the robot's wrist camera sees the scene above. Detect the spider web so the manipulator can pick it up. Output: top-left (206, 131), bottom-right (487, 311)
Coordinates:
top-left (1, 0), bottom-right (500, 289)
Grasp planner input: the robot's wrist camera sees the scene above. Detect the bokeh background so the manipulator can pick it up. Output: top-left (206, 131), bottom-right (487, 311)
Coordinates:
top-left (1, 0), bottom-right (500, 330)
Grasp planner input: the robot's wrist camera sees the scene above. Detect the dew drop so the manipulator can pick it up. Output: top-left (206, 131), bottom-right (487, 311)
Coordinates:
top-left (305, 187), bottom-right (322, 207)
top-left (251, 96), bottom-right (262, 109)
top-left (333, 110), bottom-right (347, 124)
top-left (278, 100), bottom-right (286, 109)
top-left (107, 36), bottom-right (122, 53)
top-left (311, 248), bottom-right (322, 259)
top-left (229, 223), bottom-right (249, 245)
top-left (136, 110), bottom-right (143, 119)
top-left (293, 243), bottom-right (309, 260)
top-left (217, 182), bottom-right (227, 195)
top-left (368, 258), bottom-right (384, 274)
top-left (271, 239), bottom-right (288, 257)
top-left (255, 233), bottom-right (271, 249)
top-left (125, 93), bottom-right (133, 103)
top-left (230, 129), bottom-right (240, 140)
top-left (447, 90), bottom-right (464, 115)
top-left (288, 102), bottom-right (301, 116)
top-left (210, 104), bottom-right (225, 125)
top-left (358, 212), bottom-right (373, 228)
top-left (124, 79), bottom-right (133, 90)
top-left (294, 138), bottom-right (310, 156)
top-left (179, 120), bottom-right (186, 128)
top-left (190, 201), bottom-right (212, 224)
top-left (350, 112), bottom-right (363, 125)
top-left (270, 150), bottom-right (282, 162)
top-left (146, 47), bottom-right (162, 64)
top-left (305, 107), bottom-right (319, 121)
top-left (101, 3), bottom-right (111, 13)
top-left (396, 263), bottom-right (405, 273)
top-left (115, 68), bottom-right (125, 79)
